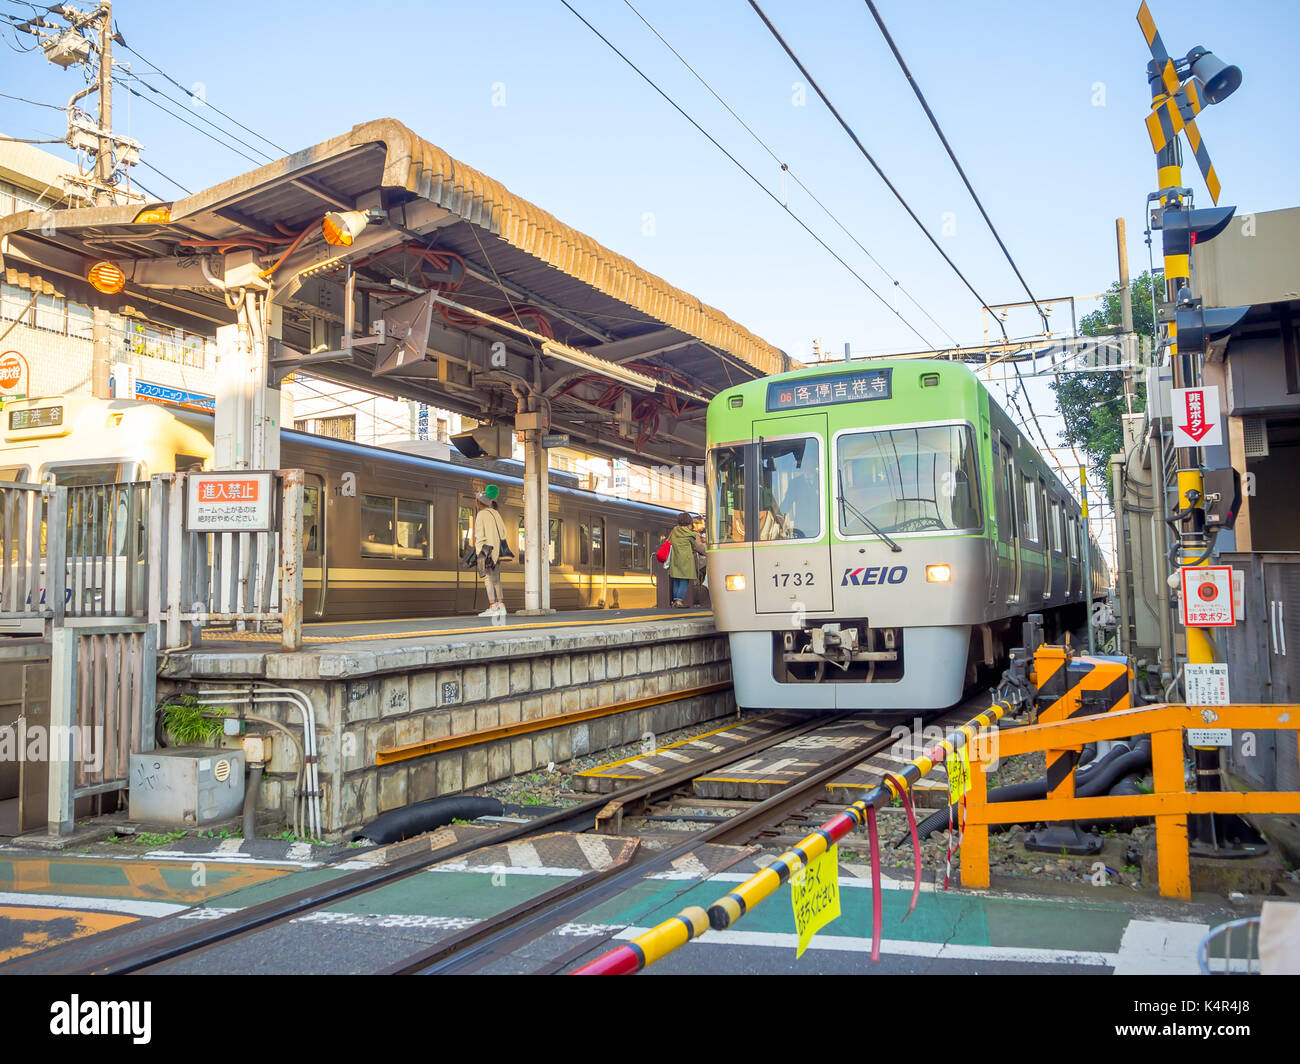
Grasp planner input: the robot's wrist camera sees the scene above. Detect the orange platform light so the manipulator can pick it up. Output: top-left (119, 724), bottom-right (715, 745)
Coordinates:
top-left (88, 261), bottom-right (126, 294)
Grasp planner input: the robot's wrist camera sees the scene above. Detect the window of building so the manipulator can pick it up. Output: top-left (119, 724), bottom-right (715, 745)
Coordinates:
top-left (294, 415), bottom-right (356, 441)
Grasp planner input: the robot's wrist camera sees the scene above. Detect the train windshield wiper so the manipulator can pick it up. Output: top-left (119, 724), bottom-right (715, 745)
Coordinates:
top-left (837, 469), bottom-right (902, 553)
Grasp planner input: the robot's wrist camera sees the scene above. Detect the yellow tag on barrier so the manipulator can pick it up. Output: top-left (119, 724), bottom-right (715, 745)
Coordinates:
top-left (946, 745), bottom-right (971, 803)
top-left (790, 844), bottom-right (841, 958)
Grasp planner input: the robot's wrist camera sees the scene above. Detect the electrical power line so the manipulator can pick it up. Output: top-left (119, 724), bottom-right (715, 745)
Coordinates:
top-left (135, 155), bottom-right (192, 196)
top-left (0, 88), bottom-right (64, 110)
top-left (863, 0), bottom-right (1050, 334)
top-left (118, 68), bottom-right (275, 163)
top-left (747, 0), bottom-right (1008, 341)
top-left (112, 75), bottom-right (265, 166)
top-left (560, 0), bottom-right (939, 351)
top-left (113, 36), bottom-right (289, 156)
top-left (622, 0), bottom-right (959, 348)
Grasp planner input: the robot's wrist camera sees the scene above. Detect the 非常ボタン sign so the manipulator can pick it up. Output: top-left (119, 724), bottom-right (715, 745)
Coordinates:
top-left (1180, 566), bottom-right (1235, 627)
top-left (1171, 386), bottom-right (1222, 448)
top-left (186, 472), bottom-right (274, 532)
top-left (790, 844), bottom-right (841, 958)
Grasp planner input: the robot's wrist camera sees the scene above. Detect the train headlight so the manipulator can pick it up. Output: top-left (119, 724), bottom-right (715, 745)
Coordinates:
top-left (925, 564), bottom-right (952, 583)
top-left (725, 574), bottom-right (746, 591)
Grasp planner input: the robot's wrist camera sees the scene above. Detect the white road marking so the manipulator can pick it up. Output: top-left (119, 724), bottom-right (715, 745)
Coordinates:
top-left (575, 834), bottom-right (614, 870)
top-left (286, 843), bottom-right (314, 862)
top-left (668, 854), bottom-right (711, 879)
top-left (658, 751), bottom-right (692, 763)
top-left (1112, 918), bottom-right (1210, 975)
top-left (431, 863), bottom-right (583, 878)
top-left (0, 891), bottom-right (186, 919)
top-left (505, 841), bottom-right (542, 867)
top-left (612, 926), bottom-right (1117, 968)
top-left (144, 850), bottom-right (320, 868)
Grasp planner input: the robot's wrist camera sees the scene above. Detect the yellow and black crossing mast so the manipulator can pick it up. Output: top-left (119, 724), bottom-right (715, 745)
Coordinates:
top-left (1136, 3), bottom-right (1253, 850)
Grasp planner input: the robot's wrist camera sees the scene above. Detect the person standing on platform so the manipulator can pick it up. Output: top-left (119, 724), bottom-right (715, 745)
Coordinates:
top-left (667, 511), bottom-right (704, 607)
top-left (473, 488), bottom-right (509, 618)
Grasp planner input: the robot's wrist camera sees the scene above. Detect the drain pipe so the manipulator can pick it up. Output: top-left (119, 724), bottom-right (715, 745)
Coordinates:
top-left (192, 684), bottom-right (322, 839)
top-left (243, 762), bottom-right (264, 840)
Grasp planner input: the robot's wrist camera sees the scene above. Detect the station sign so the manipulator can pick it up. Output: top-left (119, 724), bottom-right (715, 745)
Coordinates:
top-left (541, 433), bottom-right (570, 448)
top-left (1180, 565), bottom-right (1235, 627)
top-left (766, 368), bottom-right (892, 412)
top-left (1170, 386), bottom-right (1222, 448)
top-left (186, 471), bottom-right (274, 532)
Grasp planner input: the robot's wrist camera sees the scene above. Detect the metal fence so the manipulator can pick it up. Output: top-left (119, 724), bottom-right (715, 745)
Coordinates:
top-left (63, 482), bottom-right (150, 620)
top-left (149, 470), bottom-right (304, 652)
top-left (0, 482), bottom-right (65, 632)
top-left (48, 621), bottom-right (157, 835)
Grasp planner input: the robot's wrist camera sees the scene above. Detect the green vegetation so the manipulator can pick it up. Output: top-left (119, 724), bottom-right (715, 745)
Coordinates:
top-left (108, 830), bottom-right (187, 847)
top-left (1050, 271), bottom-right (1157, 492)
top-left (159, 696), bottom-right (226, 746)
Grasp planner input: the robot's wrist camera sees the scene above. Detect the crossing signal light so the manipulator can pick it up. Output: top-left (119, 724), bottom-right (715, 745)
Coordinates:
top-left (1174, 290), bottom-right (1249, 356)
top-left (1161, 204), bottom-right (1235, 257)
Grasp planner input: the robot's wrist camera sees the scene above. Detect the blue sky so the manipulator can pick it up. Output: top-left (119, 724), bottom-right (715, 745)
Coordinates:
top-left (3, 0), bottom-right (1296, 453)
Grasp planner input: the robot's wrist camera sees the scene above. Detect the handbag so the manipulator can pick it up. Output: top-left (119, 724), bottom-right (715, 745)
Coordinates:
top-left (498, 537), bottom-right (515, 561)
top-left (655, 539), bottom-right (672, 564)
top-left (462, 543), bottom-right (478, 569)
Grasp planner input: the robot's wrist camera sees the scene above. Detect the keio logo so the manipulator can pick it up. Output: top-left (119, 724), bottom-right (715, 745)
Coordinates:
top-left (841, 566), bottom-right (907, 586)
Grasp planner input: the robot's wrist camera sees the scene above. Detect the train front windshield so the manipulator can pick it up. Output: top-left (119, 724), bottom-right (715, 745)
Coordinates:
top-left (837, 424), bottom-right (982, 535)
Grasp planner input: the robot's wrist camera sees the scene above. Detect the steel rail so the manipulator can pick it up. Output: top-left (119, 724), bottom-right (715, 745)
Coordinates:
top-left (388, 716), bottom-right (917, 975)
top-left (60, 712), bottom-right (845, 975)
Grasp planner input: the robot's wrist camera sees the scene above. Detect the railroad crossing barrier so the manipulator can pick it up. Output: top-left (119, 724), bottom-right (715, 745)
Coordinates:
top-left (960, 702), bottom-right (1300, 899)
top-left (572, 697), bottom-right (1016, 975)
top-left (148, 469), bottom-right (304, 652)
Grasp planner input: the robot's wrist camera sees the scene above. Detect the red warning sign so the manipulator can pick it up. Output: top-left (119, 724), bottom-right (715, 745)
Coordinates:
top-left (1180, 566), bottom-right (1235, 627)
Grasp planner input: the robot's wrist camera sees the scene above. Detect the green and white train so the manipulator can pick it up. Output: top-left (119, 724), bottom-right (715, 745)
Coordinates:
top-left (705, 360), bottom-right (1109, 713)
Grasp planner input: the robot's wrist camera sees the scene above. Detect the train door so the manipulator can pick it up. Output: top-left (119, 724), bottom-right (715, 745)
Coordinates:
top-left (302, 474), bottom-right (327, 619)
top-left (1039, 478), bottom-right (1052, 599)
top-left (752, 415), bottom-right (833, 614)
top-left (998, 435), bottom-right (1021, 606)
top-left (579, 514), bottom-right (607, 607)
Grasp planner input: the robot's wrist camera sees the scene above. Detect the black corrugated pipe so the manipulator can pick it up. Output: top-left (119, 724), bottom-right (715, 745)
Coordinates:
top-left (354, 796), bottom-right (506, 844)
top-left (900, 738), bottom-right (1152, 844)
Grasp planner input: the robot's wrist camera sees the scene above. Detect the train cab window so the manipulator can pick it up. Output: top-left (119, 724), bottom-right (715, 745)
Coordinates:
top-left (837, 424), bottom-right (982, 535)
top-left (1019, 474), bottom-right (1038, 541)
top-left (174, 453), bottom-right (205, 474)
top-left (758, 437), bottom-right (821, 541)
top-left (396, 499), bottom-right (431, 560)
top-left (304, 487), bottom-right (320, 554)
top-left (361, 494), bottom-right (395, 558)
top-left (45, 462), bottom-right (129, 487)
top-left (458, 506), bottom-right (473, 558)
top-left (709, 445), bottom-right (747, 543)
top-left (617, 527), bottom-right (635, 570)
top-left (0, 465), bottom-right (28, 483)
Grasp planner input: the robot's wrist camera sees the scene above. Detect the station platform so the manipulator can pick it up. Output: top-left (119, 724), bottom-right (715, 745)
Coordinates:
top-left (155, 608), bottom-right (735, 840)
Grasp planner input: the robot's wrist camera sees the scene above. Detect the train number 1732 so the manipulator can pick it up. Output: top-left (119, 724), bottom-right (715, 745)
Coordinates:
top-left (772, 572), bottom-right (815, 587)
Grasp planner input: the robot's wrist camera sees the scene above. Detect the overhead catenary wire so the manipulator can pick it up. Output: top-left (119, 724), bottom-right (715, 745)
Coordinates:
top-left (134, 155), bottom-right (192, 196)
top-left (112, 74), bottom-right (265, 167)
top-left (862, 0), bottom-right (1050, 334)
top-left (747, 0), bottom-right (1008, 341)
top-left (560, 0), bottom-right (939, 352)
top-left (116, 69), bottom-right (275, 164)
top-left (622, 0), bottom-right (959, 349)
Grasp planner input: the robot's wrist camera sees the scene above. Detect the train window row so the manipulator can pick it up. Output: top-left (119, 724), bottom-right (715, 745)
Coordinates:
top-left (709, 423), bottom-right (983, 543)
top-left (361, 494), bottom-right (433, 559)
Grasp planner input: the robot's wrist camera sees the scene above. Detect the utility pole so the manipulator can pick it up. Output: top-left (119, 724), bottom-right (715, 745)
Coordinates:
top-left (1116, 218), bottom-right (1135, 414)
top-left (95, 1), bottom-right (113, 204)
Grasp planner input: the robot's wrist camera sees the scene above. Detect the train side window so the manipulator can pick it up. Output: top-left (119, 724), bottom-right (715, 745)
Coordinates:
top-left (579, 524), bottom-right (590, 566)
top-left (1038, 480), bottom-right (1049, 546)
top-left (1068, 517), bottom-right (1079, 559)
top-left (174, 453), bottom-right (205, 473)
top-left (1019, 474), bottom-right (1037, 541)
top-left (304, 486), bottom-right (320, 554)
top-left (396, 499), bottom-right (431, 560)
top-left (633, 529), bottom-right (649, 570)
top-left (591, 523), bottom-right (604, 568)
top-left (550, 518), bottom-right (562, 565)
top-left (0, 465), bottom-right (29, 482)
top-left (1049, 501), bottom-right (1062, 553)
top-left (618, 527), bottom-right (634, 570)
top-left (458, 506), bottom-right (473, 558)
top-left (710, 445), bottom-right (747, 543)
top-left (361, 494), bottom-right (394, 558)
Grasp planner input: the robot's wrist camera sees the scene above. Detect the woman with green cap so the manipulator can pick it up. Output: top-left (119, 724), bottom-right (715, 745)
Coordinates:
top-left (473, 486), bottom-right (508, 617)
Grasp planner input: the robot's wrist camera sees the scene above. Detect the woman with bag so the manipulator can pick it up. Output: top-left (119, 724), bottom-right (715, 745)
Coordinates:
top-left (473, 489), bottom-right (509, 617)
top-left (666, 512), bottom-right (705, 608)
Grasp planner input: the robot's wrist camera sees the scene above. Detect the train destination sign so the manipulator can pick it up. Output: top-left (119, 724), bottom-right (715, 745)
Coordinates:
top-left (766, 368), bottom-right (892, 412)
top-left (8, 405), bottom-right (62, 431)
top-left (186, 471), bottom-right (274, 533)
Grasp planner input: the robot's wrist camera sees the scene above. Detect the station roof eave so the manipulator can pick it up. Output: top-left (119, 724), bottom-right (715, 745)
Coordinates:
top-left (0, 118), bottom-right (790, 467)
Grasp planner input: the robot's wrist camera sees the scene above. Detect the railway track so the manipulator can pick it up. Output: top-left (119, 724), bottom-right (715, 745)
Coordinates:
top-left (19, 700), bottom-right (981, 975)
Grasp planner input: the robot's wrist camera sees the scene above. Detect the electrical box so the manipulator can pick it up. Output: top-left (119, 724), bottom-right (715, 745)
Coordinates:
top-left (129, 748), bottom-right (245, 827)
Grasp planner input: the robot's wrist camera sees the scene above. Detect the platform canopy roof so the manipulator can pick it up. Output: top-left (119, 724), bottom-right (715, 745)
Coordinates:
top-left (0, 118), bottom-right (790, 466)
